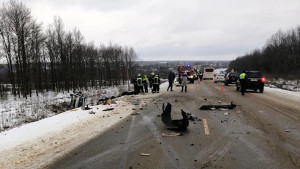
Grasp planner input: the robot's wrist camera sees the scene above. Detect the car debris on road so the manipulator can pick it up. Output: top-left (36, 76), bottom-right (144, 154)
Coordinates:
top-left (130, 112), bottom-right (140, 115)
top-left (89, 111), bottom-right (96, 114)
top-left (161, 103), bottom-right (189, 130)
top-left (161, 132), bottom-right (184, 137)
top-left (200, 102), bottom-right (236, 110)
top-left (102, 108), bottom-right (114, 111)
top-left (187, 113), bottom-right (202, 121)
top-left (139, 153), bottom-right (151, 156)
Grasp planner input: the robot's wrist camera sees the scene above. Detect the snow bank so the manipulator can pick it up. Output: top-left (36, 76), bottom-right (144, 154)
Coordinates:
top-left (0, 99), bottom-right (135, 169)
top-left (265, 78), bottom-right (300, 92)
top-left (0, 85), bottom-right (129, 131)
top-left (0, 103), bottom-right (117, 150)
top-left (265, 86), bottom-right (300, 100)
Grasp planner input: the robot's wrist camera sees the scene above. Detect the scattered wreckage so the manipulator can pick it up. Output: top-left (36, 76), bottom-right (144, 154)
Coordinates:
top-left (199, 102), bottom-right (236, 110)
top-left (68, 89), bottom-right (139, 110)
top-left (161, 103), bottom-right (202, 130)
top-left (161, 103), bottom-right (189, 130)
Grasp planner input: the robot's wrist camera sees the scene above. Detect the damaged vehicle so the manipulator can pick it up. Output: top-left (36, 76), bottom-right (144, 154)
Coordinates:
top-left (162, 103), bottom-right (189, 130)
top-left (68, 92), bottom-right (86, 109)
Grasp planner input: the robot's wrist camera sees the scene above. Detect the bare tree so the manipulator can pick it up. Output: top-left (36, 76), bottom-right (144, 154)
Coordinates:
top-left (0, 0), bottom-right (139, 98)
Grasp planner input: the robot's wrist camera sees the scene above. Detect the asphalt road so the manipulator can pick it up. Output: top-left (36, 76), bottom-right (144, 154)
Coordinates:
top-left (47, 80), bottom-right (300, 169)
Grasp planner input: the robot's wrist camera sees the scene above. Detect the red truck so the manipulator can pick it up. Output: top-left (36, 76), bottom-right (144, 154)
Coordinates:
top-left (178, 64), bottom-right (197, 83)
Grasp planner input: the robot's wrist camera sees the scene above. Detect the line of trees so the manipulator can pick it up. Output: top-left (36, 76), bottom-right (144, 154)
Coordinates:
top-left (228, 26), bottom-right (300, 79)
top-left (0, 0), bottom-right (137, 98)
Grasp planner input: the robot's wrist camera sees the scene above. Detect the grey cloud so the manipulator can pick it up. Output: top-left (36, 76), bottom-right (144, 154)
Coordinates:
top-left (24, 0), bottom-right (300, 60)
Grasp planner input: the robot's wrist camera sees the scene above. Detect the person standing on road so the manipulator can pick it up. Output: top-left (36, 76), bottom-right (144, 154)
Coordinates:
top-left (137, 74), bottom-right (144, 93)
top-left (149, 72), bottom-right (155, 91)
top-left (152, 74), bottom-right (160, 93)
top-left (181, 72), bottom-right (188, 92)
top-left (199, 71), bottom-right (203, 81)
top-left (239, 71), bottom-right (247, 95)
top-left (133, 75), bottom-right (138, 93)
top-left (143, 75), bottom-right (149, 93)
top-left (167, 71), bottom-right (175, 91)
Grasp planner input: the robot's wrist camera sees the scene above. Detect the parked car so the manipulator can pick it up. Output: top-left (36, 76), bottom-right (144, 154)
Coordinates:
top-left (213, 73), bottom-right (225, 83)
top-left (236, 71), bottom-right (266, 93)
top-left (224, 72), bottom-right (239, 86)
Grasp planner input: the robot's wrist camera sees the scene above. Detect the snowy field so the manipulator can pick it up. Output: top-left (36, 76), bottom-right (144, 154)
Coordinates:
top-left (0, 86), bottom-right (128, 131)
top-left (0, 82), bottom-right (169, 169)
top-left (0, 100), bottom-right (135, 169)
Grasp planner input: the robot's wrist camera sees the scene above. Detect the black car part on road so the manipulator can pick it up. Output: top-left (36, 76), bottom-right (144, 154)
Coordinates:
top-left (199, 102), bottom-right (237, 110)
top-left (162, 103), bottom-right (189, 130)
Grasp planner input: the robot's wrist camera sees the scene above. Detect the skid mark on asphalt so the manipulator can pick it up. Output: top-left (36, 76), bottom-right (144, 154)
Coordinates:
top-left (119, 115), bottom-right (137, 169)
top-left (238, 136), bottom-right (278, 167)
top-left (62, 129), bottom-right (154, 169)
top-left (140, 113), bottom-right (187, 169)
top-left (203, 119), bottom-right (210, 135)
top-left (195, 136), bottom-right (232, 162)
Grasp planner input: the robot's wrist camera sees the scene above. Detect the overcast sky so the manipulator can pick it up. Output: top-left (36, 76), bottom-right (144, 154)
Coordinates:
top-left (22, 0), bottom-right (300, 61)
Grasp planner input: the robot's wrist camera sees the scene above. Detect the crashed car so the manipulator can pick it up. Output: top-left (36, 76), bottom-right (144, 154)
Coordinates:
top-left (68, 92), bottom-right (86, 109)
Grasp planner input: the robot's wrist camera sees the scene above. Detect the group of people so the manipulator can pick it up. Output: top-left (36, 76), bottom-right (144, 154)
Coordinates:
top-left (133, 73), bottom-right (161, 94)
top-left (133, 70), bottom-right (248, 95)
top-left (167, 71), bottom-right (203, 92)
top-left (133, 70), bottom-right (205, 94)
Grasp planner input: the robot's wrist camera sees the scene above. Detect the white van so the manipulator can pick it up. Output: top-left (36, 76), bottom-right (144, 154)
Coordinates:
top-left (203, 67), bottom-right (215, 80)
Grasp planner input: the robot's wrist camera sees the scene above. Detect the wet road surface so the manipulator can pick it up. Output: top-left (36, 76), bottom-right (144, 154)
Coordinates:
top-left (47, 80), bottom-right (300, 169)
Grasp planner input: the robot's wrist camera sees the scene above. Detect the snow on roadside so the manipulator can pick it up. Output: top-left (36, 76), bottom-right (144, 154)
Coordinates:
top-left (0, 99), bottom-right (135, 169)
top-left (265, 78), bottom-right (300, 92)
top-left (0, 103), bottom-right (113, 150)
top-left (0, 81), bottom-right (170, 169)
top-left (265, 86), bottom-right (300, 100)
top-left (0, 85), bottom-right (128, 131)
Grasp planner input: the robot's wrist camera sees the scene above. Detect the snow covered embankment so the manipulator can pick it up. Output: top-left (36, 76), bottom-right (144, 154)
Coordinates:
top-left (0, 99), bottom-right (134, 169)
top-left (0, 86), bottom-right (125, 131)
top-left (266, 78), bottom-right (300, 92)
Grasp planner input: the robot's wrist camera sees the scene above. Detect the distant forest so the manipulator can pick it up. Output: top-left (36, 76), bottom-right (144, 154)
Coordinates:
top-left (0, 0), bottom-right (137, 98)
top-left (228, 26), bottom-right (300, 79)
